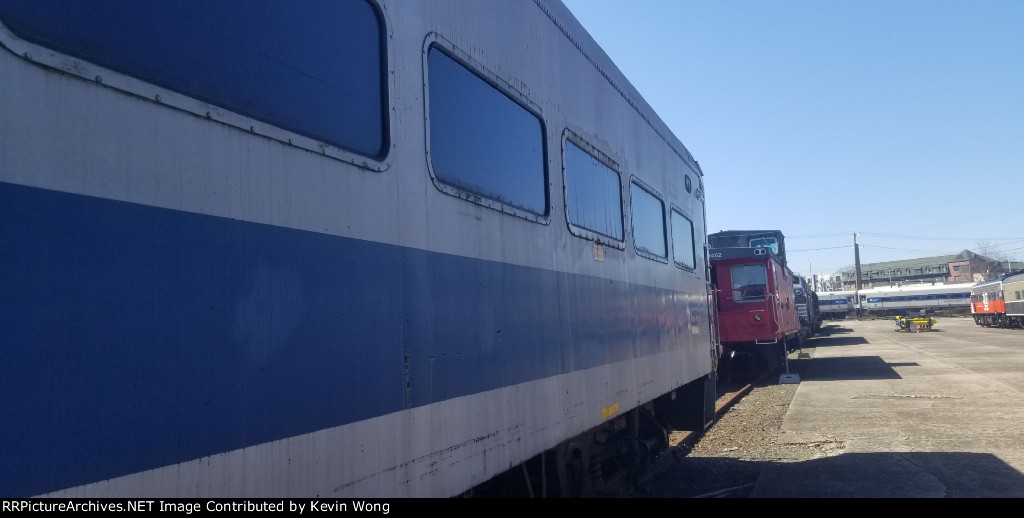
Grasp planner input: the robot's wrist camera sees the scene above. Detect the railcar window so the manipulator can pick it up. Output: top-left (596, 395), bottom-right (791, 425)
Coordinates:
top-left (629, 182), bottom-right (667, 260)
top-left (730, 264), bottom-right (766, 302)
top-left (0, 0), bottom-right (388, 158)
top-left (427, 46), bottom-right (547, 216)
top-left (564, 140), bottom-right (623, 241)
top-left (749, 237), bottom-right (779, 255)
top-left (670, 209), bottom-right (696, 270)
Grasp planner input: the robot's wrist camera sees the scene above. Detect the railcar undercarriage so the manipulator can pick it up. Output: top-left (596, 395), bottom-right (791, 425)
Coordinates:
top-left (460, 373), bottom-right (716, 498)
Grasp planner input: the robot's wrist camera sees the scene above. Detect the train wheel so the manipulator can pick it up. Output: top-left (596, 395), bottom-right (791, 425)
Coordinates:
top-left (555, 442), bottom-right (589, 498)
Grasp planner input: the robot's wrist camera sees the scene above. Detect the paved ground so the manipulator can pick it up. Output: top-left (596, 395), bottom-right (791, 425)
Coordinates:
top-left (759, 317), bottom-right (1024, 497)
top-left (638, 316), bottom-right (1024, 498)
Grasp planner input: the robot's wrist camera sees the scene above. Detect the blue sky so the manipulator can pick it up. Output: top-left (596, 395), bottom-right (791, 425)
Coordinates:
top-left (562, 0), bottom-right (1024, 279)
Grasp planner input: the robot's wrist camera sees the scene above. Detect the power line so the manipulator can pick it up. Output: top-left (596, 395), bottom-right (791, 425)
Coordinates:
top-left (859, 232), bottom-right (1024, 241)
top-left (789, 236), bottom-right (1024, 258)
top-left (860, 244), bottom-right (967, 254)
top-left (788, 231), bottom-right (1024, 242)
top-left (789, 245), bottom-right (851, 252)
top-left (786, 233), bottom-right (852, 239)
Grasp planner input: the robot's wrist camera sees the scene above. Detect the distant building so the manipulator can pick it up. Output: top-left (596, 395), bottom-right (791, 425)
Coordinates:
top-left (812, 273), bottom-right (844, 293)
top-left (839, 250), bottom-right (1013, 290)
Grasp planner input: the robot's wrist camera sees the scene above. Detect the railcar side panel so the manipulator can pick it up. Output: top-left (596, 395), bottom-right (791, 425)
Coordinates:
top-left (0, 0), bottom-right (715, 497)
top-left (1004, 274), bottom-right (1024, 327)
top-left (859, 283), bottom-right (975, 317)
top-left (971, 278), bottom-right (1008, 327)
top-left (709, 246), bottom-right (800, 371)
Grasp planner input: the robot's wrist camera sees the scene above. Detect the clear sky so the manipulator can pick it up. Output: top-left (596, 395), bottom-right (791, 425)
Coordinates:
top-left (561, 0), bottom-right (1024, 280)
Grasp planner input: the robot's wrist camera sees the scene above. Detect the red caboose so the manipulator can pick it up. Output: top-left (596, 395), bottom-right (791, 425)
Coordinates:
top-left (709, 231), bottom-right (801, 376)
top-left (971, 275), bottom-right (1009, 327)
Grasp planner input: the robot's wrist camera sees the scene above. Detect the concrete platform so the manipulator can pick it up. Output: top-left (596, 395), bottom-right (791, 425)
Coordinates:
top-left (750, 317), bottom-right (1024, 498)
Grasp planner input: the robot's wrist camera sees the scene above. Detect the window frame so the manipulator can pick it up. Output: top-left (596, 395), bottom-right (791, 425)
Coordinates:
top-left (423, 35), bottom-right (549, 224)
top-left (561, 129), bottom-right (625, 248)
top-left (730, 263), bottom-right (767, 303)
top-left (748, 236), bottom-right (778, 253)
top-left (628, 177), bottom-right (668, 263)
top-left (669, 206), bottom-right (697, 272)
top-left (0, 0), bottom-right (394, 170)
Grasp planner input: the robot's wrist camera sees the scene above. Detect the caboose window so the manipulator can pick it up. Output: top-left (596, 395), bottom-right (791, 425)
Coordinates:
top-left (670, 209), bottom-right (696, 270)
top-left (564, 139), bottom-right (623, 241)
top-left (629, 181), bottom-right (667, 260)
top-left (749, 237), bottom-right (779, 255)
top-left (427, 46), bottom-right (547, 217)
top-left (730, 264), bottom-right (766, 302)
top-left (0, 0), bottom-right (388, 159)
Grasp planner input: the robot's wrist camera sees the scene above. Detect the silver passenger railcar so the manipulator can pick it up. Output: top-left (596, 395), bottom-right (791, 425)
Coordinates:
top-left (859, 283), bottom-right (975, 317)
top-left (0, 0), bottom-right (715, 497)
top-left (817, 290), bottom-right (854, 319)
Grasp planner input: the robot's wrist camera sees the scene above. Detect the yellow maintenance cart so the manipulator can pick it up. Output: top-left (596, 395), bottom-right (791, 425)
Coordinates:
top-left (895, 315), bottom-right (937, 332)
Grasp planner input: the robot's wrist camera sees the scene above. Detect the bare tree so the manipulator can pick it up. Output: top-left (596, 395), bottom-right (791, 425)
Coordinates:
top-left (975, 240), bottom-right (1009, 278)
top-left (975, 240), bottom-right (1004, 260)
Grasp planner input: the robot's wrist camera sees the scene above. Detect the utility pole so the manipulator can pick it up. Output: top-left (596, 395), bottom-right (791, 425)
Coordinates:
top-left (853, 233), bottom-right (862, 319)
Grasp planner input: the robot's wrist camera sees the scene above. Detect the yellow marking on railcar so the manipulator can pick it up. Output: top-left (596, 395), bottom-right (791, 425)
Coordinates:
top-left (601, 402), bottom-right (620, 419)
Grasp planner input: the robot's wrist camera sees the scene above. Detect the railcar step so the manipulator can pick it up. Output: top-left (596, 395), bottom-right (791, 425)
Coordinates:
top-left (779, 373), bottom-right (801, 384)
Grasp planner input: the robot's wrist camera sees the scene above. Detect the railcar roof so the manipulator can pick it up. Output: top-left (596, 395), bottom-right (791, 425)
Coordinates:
top-left (541, 0), bottom-right (702, 175)
top-left (1002, 272), bottom-right (1024, 284)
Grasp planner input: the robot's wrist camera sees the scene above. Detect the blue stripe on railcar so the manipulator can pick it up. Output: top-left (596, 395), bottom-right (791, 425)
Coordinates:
top-left (0, 182), bottom-right (689, 496)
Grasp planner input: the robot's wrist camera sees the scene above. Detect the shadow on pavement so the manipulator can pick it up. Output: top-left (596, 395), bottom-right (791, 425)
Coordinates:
top-left (640, 451), bottom-right (1024, 498)
top-left (751, 451), bottom-right (1024, 498)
